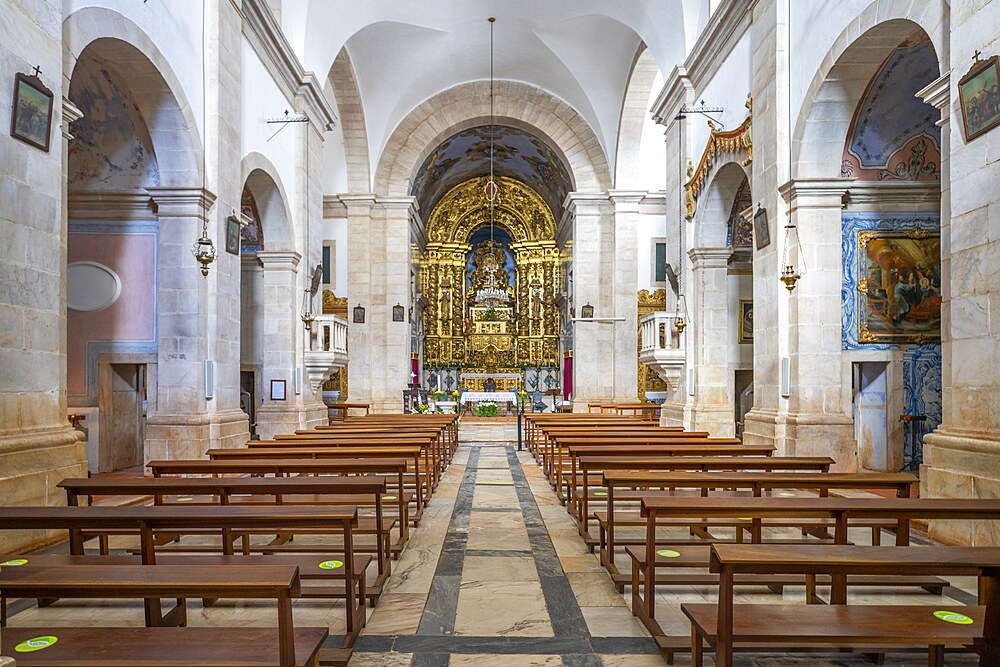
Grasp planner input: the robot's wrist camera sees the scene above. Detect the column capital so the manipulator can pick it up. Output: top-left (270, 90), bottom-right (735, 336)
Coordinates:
top-left (564, 192), bottom-right (613, 214)
top-left (688, 246), bottom-right (733, 268)
top-left (146, 187), bottom-right (217, 219)
top-left (256, 250), bottom-right (302, 271)
top-left (337, 193), bottom-right (378, 213)
top-left (608, 190), bottom-right (647, 212)
top-left (61, 97), bottom-right (83, 141)
top-left (917, 71), bottom-right (951, 126)
top-left (779, 178), bottom-right (854, 210)
top-left (380, 196), bottom-right (418, 215)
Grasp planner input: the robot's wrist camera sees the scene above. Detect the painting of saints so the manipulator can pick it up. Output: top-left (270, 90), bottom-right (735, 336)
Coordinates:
top-left (859, 231), bottom-right (941, 343)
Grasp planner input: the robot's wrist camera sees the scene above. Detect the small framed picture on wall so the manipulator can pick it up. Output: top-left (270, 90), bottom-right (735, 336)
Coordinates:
top-left (753, 206), bottom-right (770, 250)
top-left (270, 379), bottom-right (286, 401)
top-left (738, 300), bottom-right (753, 344)
top-left (958, 54), bottom-right (1000, 142)
top-left (225, 215), bottom-right (241, 255)
top-left (10, 72), bottom-right (54, 152)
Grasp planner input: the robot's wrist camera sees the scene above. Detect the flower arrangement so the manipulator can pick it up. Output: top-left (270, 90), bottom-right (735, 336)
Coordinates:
top-left (415, 403), bottom-right (431, 414)
top-left (475, 401), bottom-right (498, 417)
top-left (450, 390), bottom-right (461, 401)
top-left (431, 390), bottom-right (445, 402)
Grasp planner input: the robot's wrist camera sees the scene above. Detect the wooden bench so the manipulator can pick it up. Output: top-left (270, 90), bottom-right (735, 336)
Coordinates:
top-left (327, 402), bottom-right (369, 421)
top-left (57, 476), bottom-right (393, 605)
top-left (207, 446), bottom-right (429, 518)
top-left (686, 544), bottom-right (1000, 667)
top-left (147, 457), bottom-right (413, 551)
top-left (0, 564), bottom-right (328, 667)
top-left (0, 505), bottom-right (363, 655)
top-left (632, 496), bottom-right (1000, 659)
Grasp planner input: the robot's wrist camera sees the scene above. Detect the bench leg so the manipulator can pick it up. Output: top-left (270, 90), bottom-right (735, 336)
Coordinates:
top-left (690, 625), bottom-right (703, 667)
top-left (928, 645), bottom-right (944, 667)
top-left (862, 652), bottom-right (886, 664)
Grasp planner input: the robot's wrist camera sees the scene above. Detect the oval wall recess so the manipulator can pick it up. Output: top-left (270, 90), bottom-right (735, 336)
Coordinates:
top-left (67, 261), bottom-right (122, 312)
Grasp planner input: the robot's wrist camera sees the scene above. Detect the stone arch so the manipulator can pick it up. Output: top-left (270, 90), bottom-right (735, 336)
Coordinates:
top-left (240, 152), bottom-right (296, 252)
top-left (329, 47), bottom-right (371, 192)
top-left (374, 81), bottom-right (612, 197)
top-left (615, 45), bottom-right (660, 189)
top-left (792, 2), bottom-right (945, 179)
top-left (693, 161), bottom-right (750, 248)
top-left (64, 7), bottom-right (204, 187)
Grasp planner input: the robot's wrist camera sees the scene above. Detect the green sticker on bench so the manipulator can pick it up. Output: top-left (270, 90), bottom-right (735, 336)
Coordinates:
top-left (778, 491), bottom-right (796, 497)
top-left (2, 559), bottom-right (27, 566)
top-left (16, 636), bottom-right (58, 652)
top-left (176, 496), bottom-right (194, 502)
top-left (383, 495), bottom-right (397, 501)
top-left (593, 491), bottom-right (607, 497)
top-left (934, 611), bottom-right (974, 625)
top-left (738, 517), bottom-right (752, 521)
top-left (319, 560), bottom-right (344, 570)
top-left (656, 549), bottom-right (681, 558)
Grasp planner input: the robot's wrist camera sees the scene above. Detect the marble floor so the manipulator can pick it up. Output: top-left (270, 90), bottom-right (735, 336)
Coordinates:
top-left (4, 425), bottom-right (982, 666)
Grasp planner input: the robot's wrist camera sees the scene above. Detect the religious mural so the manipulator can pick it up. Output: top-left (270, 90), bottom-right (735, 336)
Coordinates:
top-left (240, 186), bottom-right (264, 253)
top-left (68, 58), bottom-right (160, 190)
top-left (841, 36), bottom-right (941, 181)
top-left (726, 177), bottom-right (753, 248)
top-left (411, 125), bottom-right (574, 220)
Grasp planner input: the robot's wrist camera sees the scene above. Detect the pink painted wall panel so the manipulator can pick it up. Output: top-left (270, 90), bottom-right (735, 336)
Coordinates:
top-left (67, 233), bottom-right (156, 399)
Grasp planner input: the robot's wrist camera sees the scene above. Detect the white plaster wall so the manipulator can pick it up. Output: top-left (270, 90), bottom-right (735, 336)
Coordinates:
top-left (637, 71), bottom-right (668, 191)
top-left (322, 80), bottom-right (350, 194)
top-left (728, 272), bottom-right (752, 368)
top-left (319, 217), bottom-right (349, 298)
top-left (241, 37), bottom-right (299, 215)
top-left (65, 0), bottom-right (206, 142)
top-left (636, 211), bottom-right (667, 291)
top-left (687, 31), bottom-right (753, 158)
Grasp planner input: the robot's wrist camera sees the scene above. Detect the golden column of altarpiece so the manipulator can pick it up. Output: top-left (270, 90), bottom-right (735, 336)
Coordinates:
top-left (419, 176), bottom-right (562, 389)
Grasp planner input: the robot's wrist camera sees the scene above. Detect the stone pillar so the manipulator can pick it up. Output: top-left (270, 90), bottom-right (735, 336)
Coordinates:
top-left (255, 251), bottom-right (303, 438)
top-left (742, 0), bottom-right (791, 448)
top-left (609, 191), bottom-right (643, 401)
top-left (921, 0), bottom-right (1000, 545)
top-left (0, 45), bottom-right (88, 553)
top-left (145, 188), bottom-right (224, 460)
top-left (568, 194), bottom-right (617, 407)
top-left (688, 247), bottom-right (736, 436)
top-left (376, 198), bottom-right (416, 412)
top-left (343, 195), bottom-right (377, 407)
top-left (778, 179), bottom-right (856, 468)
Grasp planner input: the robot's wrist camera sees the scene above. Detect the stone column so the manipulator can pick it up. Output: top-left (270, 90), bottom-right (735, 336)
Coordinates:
top-left (145, 188), bottom-right (222, 460)
top-left (568, 194), bottom-right (616, 407)
top-left (255, 251), bottom-right (303, 438)
top-left (921, 0), bottom-right (1000, 545)
top-left (376, 197), bottom-right (416, 412)
top-left (688, 247), bottom-right (736, 436)
top-left (778, 179), bottom-right (856, 468)
top-left (343, 195), bottom-right (377, 407)
top-left (609, 191), bottom-right (644, 401)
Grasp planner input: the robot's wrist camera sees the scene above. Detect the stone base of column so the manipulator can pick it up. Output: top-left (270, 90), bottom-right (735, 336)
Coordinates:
top-left (742, 408), bottom-right (783, 449)
top-left (146, 409), bottom-right (249, 460)
top-left (660, 399), bottom-right (691, 428)
top-left (922, 429), bottom-right (1000, 546)
top-left (784, 413), bottom-right (856, 471)
top-left (256, 404), bottom-right (326, 439)
top-left (0, 426), bottom-right (87, 553)
top-left (689, 404), bottom-right (735, 438)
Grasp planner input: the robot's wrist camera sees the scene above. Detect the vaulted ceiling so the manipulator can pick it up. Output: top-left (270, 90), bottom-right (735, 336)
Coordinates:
top-left (284, 0), bottom-right (706, 177)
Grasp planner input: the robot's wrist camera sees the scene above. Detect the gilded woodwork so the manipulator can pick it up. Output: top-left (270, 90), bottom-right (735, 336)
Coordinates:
top-left (637, 289), bottom-right (669, 399)
top-left (684, 93), bottom-right (753, 219)
top-left (420, 176), bottom-right (561, 371)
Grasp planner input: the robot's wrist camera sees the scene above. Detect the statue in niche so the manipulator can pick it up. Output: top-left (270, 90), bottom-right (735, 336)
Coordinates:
top-left (468, 240), bottom-right (512, 303)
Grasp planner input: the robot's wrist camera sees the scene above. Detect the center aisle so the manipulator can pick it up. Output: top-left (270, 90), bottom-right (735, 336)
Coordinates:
top-left (348, 423), bottom-right (660, 666)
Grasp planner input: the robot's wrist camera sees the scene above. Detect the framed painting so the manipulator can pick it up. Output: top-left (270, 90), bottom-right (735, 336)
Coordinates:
top-left (10, 72), bottom-right (54, 152)
top-left (738, 300), bottom-right (753, 344)
top-left (958, 55), bottom-right (1000, 142)
top-left (225, 215), bottom-right (241, 255)
top-left (753, 206), bottom-right (770, 250)
top-left (857, 229), bottom-right (941, 344)
top-left (270, 379), bottom-right (286, 401)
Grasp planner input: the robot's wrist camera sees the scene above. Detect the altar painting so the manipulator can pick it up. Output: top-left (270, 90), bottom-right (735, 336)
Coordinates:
top-left (857, 230), bottom-right (940, 343)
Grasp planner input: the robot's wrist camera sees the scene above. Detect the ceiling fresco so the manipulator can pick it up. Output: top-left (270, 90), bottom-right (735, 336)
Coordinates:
top-left (411, 125), bottom-right (574, 220)
top-left (842, 35), bottom-right (941, 181)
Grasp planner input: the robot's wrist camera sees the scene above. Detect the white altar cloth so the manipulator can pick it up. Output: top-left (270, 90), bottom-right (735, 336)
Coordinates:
top-left (459, 391), bottom-right (517, 404)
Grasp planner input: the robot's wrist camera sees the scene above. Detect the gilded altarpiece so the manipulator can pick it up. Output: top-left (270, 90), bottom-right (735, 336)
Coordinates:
top-left (637, 289), bottom-right (669, 399)
top-left (419, 176), bottom-right (561, 381)
top-left (321, 291), bottom-right (349, 399)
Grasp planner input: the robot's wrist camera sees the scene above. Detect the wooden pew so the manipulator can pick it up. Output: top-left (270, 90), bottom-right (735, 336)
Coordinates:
top-left (0, 564), bottom-right (327, 667)
top-left (147, 458), bottom-right (413, 552)
top-left (573, 456), bottom-right (835, 536)
top-left (0, 505), bottom-right (362, 657)
top-left (632, 496), bottom-right (1000, 659)
top-left (689, 544), bottom-right (1000, 667)
top-left (537, 426), bottom-right (705, 475)
top-left (57, 476), bottom-right (393, 605)
top-left (206, 446), bottom-right (429, 519)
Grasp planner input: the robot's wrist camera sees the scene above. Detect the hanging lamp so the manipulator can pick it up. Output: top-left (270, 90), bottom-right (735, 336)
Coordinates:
top-left (474, 16), bottom-right (510, 311)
